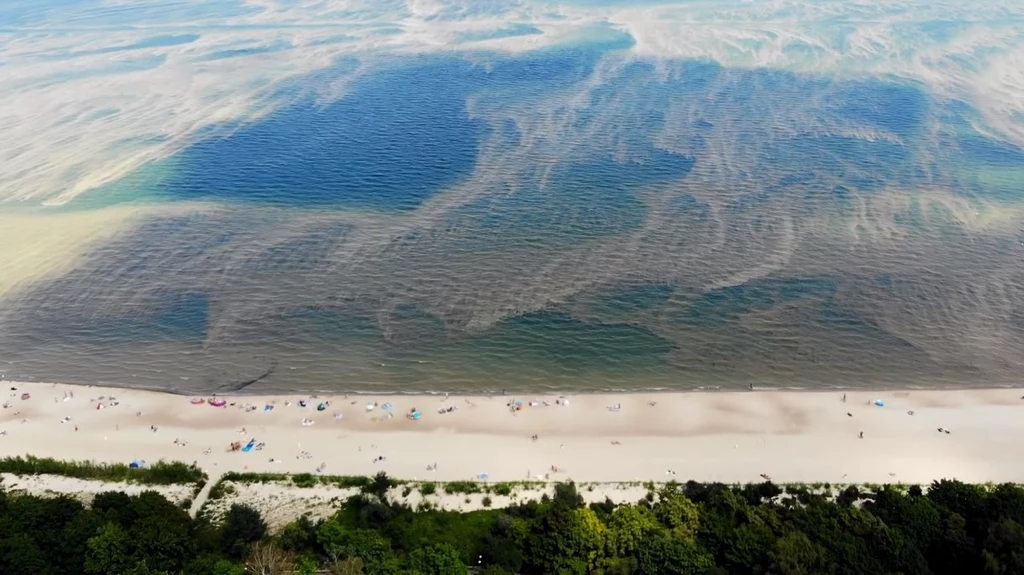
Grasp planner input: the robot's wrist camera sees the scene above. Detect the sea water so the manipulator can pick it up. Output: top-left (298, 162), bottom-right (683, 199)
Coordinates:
top-left (2, 0), bottom-right (1024, 393)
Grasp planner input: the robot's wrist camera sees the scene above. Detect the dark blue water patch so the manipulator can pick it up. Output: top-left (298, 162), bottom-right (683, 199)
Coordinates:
top-left (202, 40), bottom-right (293, 61)
top-left (483, 42), bottom-right (612, 85)
top-left (238, 224), bottom-right (352, 274)
top-left (742, 135), bottom-right (914, 207)
top-left (580, 150), bottom-right (694, 187)
top-left (586, 283), bottom-right (675, 317)
top-left (827, 80), bottom-right (928, 138)
top-left (499, 118), bottom-right (522, 148)
top-left (819, 297), bottom-right (875, 330)
top-left (679, 277), bottom-right (839, 327)
top-left (457, 151), bottom-right (689, 249)
top-left (154, 58), bottom-right (493, 210)
top-left (285, 307), bottom-right (381, 342)
top-left (779, 172), bottom-right (817, 187)
top-left (957, 135), bottom-right (1024, 166)
top-left (50, 291), bottom-right (208, 344)
top-left (442, 311), bottom-right (674, 370)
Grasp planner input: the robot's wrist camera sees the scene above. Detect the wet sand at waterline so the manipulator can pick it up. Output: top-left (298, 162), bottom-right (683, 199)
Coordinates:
top-left (1, 382), bottom-right (1024, 484)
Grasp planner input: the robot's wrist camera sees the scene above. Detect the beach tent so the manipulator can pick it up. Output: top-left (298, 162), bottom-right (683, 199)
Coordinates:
top-left (210, 398), bottom-right (227, 407)
top-left (129, 459), bottom-right (146, 469)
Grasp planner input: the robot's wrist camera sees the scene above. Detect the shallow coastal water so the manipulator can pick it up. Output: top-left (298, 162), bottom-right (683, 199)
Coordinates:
top-left (2, 1), bottom-right (1024, 393)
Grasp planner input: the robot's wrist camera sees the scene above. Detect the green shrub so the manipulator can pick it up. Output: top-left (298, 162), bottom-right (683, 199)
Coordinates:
top-left (220, 472), bottom-right (287, 484)
top-left (444, 481), bottom-right (482, 495)
top-left (208, 481), bottom-right (236, 501)
top-left (421, 482), bottom-right (437, 495)
top-left (0, 456), bottom-right (206, 485)
top-left (361, 471), bottom-right (395, 500)
top-left (482, 496), bottom-right (493, 508)
top-left (334, 476), bottom-right (371, 489)
top-left (292, 473), bottom-right (318, 488)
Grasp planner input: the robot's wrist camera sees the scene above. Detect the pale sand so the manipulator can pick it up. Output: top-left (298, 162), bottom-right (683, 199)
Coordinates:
top-left (0, 472), bottom-right (195, 506)
top-left (202, 479), bottom-right (652, 529)
top-left (2, 381), bottom-right (1024, 488)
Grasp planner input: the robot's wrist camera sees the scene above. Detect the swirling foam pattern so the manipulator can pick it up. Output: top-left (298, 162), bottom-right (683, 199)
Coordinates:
top-left (1, 0), bottom-right (1023, 392)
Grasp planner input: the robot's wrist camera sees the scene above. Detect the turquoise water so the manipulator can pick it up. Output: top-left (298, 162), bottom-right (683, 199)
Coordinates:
top-left (3, 2), bottom-right (1024, 393)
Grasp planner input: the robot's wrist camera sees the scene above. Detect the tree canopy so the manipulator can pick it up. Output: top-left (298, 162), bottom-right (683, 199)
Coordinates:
top-left (3, 477), bottom-right (1024, 574)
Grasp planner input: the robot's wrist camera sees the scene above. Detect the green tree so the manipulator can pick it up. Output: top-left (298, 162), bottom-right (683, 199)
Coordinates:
top-left (636, 534), bottom-right (713, 575)
top-left (57, 507), bottom-right (103, 573)
top-left (317, 521), bottom-right (397, 575)
top-left (365, 472), bottom-right (393, 501)
top-left (605, 504), bottom-right (662, 558)
top-left (212, 559), bottom-right (247, 575)
top-left (294, 554), bottom-right (320, 575)
top-left (482, 515), bottom-right (527, 573)
top-left (407, 543), bottom-right (467, 574)
top-left (654, 486), bottom-right (701, 542)
top-left (982, 519), bottom-right (1024, 575)
top-left (770, 532), bottom-right (830, 575)
top-left (524, 505), bottom-right (606, 574)
top-left (85, 523), bottom-right (135, 574)
top-left (928, 480), bottom-right (986, 529)
top-left (129, 510), bottom-right (195, 573)
top-left (553, 482), bottom-right (585, 509)
top-left (93, 491), bottom-right (138, 527)
top-left (931, 511), bottom-right (977, 575)
top-left (221, 503), bottom-right (268, 558)
top-left (0, 533), bottom-right (51, 574)
top-left (278, 515), bottom-right (320, 553)
top-left (867, 486), bottom-right (942, 551)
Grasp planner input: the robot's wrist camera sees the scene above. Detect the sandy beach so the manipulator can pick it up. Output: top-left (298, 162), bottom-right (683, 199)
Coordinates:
top-left (2, 381), bottom-right (1024, 486)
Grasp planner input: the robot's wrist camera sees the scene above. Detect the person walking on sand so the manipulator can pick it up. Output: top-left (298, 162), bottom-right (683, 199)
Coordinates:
top-left (859, 431), bottom-right (864, 439)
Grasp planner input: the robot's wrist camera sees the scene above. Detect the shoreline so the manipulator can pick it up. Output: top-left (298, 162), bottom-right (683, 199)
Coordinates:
top-left (2, 380), bottom-right (1024, 486)
top-left (3, 374), bottom-right (1023, 398)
